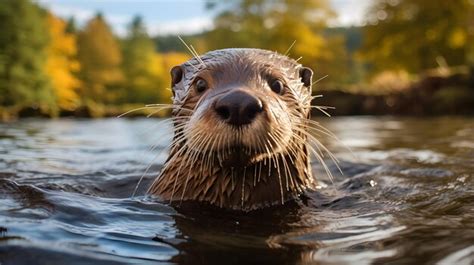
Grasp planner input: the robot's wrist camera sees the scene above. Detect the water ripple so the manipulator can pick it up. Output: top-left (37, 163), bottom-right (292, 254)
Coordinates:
top-left (1, 117), bottom-right (473, 264)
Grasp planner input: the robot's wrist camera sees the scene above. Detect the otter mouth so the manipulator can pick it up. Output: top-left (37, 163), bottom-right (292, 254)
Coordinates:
top-left (216, 144), bottom-right (277, 168)
top-left (213, 144), bottom-right (255, 167)
top-left (220, 149), bottom-right (253, 167)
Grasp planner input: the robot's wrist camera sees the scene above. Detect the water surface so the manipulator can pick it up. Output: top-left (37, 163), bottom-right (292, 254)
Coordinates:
top-left (1, 117), bottom-right (473, 264)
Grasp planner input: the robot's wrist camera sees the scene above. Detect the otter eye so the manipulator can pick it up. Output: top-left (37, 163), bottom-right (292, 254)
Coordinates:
top-left (270, 79), bottom-right (285, 95)
top-left (195, 78), bottom-right (208, 93)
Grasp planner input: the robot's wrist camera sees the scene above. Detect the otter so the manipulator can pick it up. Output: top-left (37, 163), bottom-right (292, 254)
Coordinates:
top-left (147, 48), bottom-right (317, 211)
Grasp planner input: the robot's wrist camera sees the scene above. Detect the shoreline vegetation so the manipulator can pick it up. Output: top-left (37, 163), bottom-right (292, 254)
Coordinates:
top-left (2, 69), bottom-right (473, 121)
top-left (1, 0), bottom-right (473, 121)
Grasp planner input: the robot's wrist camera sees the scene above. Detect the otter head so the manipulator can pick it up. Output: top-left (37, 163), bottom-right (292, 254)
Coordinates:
top-left (148, 49), bottom-right (316, 211)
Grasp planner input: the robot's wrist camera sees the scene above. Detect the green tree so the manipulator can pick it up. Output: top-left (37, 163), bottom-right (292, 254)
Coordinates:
top-left (121, 16), bottom-right (166, 103)
top-left (361, 0), bottom-right (474, 74)
top-left (65, 17), bottom-right (77, 34)
top-left (77, 13), bottom-right (123, 105)
top-left (0, 0), bottom-right (56, 114)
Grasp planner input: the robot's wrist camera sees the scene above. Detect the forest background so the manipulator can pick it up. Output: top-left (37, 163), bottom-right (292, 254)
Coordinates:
top-left (1, 0), bottom-right (473, 120)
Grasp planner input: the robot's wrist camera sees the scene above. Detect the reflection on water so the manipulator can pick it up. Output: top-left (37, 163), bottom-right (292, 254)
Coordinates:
top-left (0, 117), bottom-right (473, 264)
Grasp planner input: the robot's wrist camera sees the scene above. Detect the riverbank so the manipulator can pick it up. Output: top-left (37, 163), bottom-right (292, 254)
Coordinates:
top-left (0, 103), bottom-right (170, 121)
top-left (314, 71), bottom-right (474, 116)
top-left (1, 72), bottom-right (473, 121)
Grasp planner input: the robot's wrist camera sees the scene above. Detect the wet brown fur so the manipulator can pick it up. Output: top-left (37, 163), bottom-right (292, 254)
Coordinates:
top-left (147, 48), bottom-right (316, 211)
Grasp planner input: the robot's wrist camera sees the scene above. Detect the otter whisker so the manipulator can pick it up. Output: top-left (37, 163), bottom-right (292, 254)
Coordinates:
top-left (216, 132), bottom-right (224, 167)
top-left (117, 106), bottom-right (168, 118)
top-left (151, 139), bottom-right (189, 197)
top-left (269, 128), bottom-right (292, 193)
top-left (312, 75), bottom-right (328, 86)
top-left (309, 145), bottom-right (334, 183)
top-left (144, 103), bottom-right (194, 111)
top-left (132, 150), bottom-right (165, 198)
top-left (283, 139), bottom-right (299, 190)
top-left (300, 119), bottom-right (355, 158)
top-left (298, 129), bottom-right (344, 176)
top-left (203, 124), bottom-right (221, 172)
top-left (190, 44), bottom-right (205, 67)
top-left (299, 120), bottom-right (342, 145)
top-left (296, 119), bottom-right (351, 160)
top-left (284, 40), bottom-right (297, 56)
top-left (296, 120), bottom-right (338, 139)
top-left (265, 133), bottom-right (284, 203)
top-left (314, 106), bottom-right (332, 117)
top-left (146, 117), bottom-right (191, 152)
top-left (231, 167), bottom-right (235, 191)
top-left (242, 166), bottom-right (247, 208)
top-left (261, 134), bottom-right (272, 170)
top-left (309, 105), bottom-right (335, 110)
top-left (279, 152), bottom-right (291, 191)
top-left (291, 131), bottom-right (334, 183)
top-left (145, 104), bottom-right (195, 116)
top-left (178, 129), bottom-right (213, 202)
top-left (147, 108), bottom-right (170, 118)
top-left (131, 117), bottom-right (192, 198)
top-left (255, 138), bottom-right (271, 188)
top-left (254, 132), bottom-right (266, 183)
top-left (167, 130), bottom-right (206, 201)
top-left (133, 123), bottom-right (191, 198)
top-left (145, 133), bottom-right (187, 173)
top-left (178, 35), bottom-right (205, 68)
top-left (253, 164), bottom-right (258, 187)
top-left (277, 100), bottom-right (313, 190)
top-left (197, 127), bottom-right (219, 170)
top-left (254, 131), bottom-right (265, 183)
top-left (296, 132), bottom-right (342, 169)
top-left (272, 128), bottom-right (296, 191)
top-left (119, 103), bottom-right (192, 118)
top-left (191, 128), bottom-right (210, 171)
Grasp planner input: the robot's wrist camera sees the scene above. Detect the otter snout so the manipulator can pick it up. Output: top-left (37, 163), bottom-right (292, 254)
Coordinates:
top-left (214, 90), bottom-right (263, 126)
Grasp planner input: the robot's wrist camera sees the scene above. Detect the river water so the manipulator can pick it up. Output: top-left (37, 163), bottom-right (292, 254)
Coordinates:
top-left (0, 117), bottom-right (473, 264)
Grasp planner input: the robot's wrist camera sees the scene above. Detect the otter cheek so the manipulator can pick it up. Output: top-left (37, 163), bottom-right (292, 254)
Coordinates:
top-left (183, 105), bottom-right (207, 143)
top-left (185, 101), bottom-right (229, 151)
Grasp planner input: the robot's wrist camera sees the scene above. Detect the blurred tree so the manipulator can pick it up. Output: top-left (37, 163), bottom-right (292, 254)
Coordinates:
top-left (205, 0), bottom-right (347, 84)
top-left (121, 16), bottom-right (166, 103)
top-left (0, 0), bottom-right (56, 113)
top-left (361, 0), bottom-right (474, 74)
top-left (77, 13), bottom-right (123, 105)
top-left (45, 13), bottom-right (80, 111)
top-left (66, 17), bottom-right (77, 34)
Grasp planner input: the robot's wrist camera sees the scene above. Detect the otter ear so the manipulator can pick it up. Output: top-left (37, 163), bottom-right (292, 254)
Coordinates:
top-left (170, 65), bottom-right (183, 87)
top-left (299, 67), bottom-right (313, 88)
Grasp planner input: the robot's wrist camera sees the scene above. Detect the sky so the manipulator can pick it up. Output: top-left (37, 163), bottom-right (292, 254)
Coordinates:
top-left (37, 0), bottom-right (373, 36)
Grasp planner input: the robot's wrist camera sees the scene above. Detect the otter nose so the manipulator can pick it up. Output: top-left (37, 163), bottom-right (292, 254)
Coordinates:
top-left (214, 90), bottom-right (263, 126)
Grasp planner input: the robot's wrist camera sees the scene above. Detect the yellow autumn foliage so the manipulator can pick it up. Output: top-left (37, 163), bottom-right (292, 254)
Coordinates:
top-left (45, 13), bottom-right (80, 110)
top-left (157, 52), bottom-right (191, 102)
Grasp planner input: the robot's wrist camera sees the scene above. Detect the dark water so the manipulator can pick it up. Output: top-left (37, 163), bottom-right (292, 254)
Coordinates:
top-left (1, 117), bottom-right (473, 265)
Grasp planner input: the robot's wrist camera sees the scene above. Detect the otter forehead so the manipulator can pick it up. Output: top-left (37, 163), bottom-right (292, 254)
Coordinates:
top-left (199, 48), bottom-right (301, 69)
top-left (196, 49), bottom-right (301, 79)
top-left (173, 48), bottom-right (306, 104)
